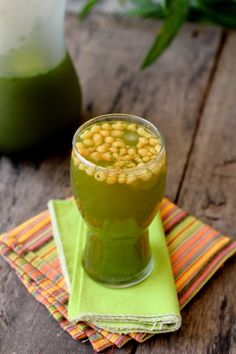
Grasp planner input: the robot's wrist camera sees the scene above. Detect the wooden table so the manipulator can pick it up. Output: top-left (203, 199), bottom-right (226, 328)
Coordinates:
top-left (0, 13), bottom-right (236, 354)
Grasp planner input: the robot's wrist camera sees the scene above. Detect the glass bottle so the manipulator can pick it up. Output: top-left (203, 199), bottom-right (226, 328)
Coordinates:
top-left (0, 0), bottom-right (82, 153)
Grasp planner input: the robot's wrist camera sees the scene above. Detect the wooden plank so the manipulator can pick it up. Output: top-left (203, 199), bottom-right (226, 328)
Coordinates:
top-left (0, 13), bottom-right (222, 354)
top-left (178, 31), bottom-right (236, 237)
top-left (136, 33), bottom-right (236, 354)
top-left (178, 31), bottom-right (236, 354)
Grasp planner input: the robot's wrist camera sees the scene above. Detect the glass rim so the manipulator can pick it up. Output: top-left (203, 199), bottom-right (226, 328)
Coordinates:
top-left (72, 113), bottom-right (165, 173)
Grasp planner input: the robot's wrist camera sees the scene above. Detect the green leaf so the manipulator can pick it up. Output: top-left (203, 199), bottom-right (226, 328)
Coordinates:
top-left (126, 4), bottom-right (165, 19)
top-left (196, 0), bottom-right (236, 27)
top-left (79, 0), bottom-right (99, 20)
top-left (129, 0), bottom-right (158, 5)
top-left (141, 0), bottom-right (189, 69)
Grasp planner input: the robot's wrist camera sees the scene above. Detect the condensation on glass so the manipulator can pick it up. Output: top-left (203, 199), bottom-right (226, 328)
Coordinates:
top-left (0, 0), bottom-right (65, 77)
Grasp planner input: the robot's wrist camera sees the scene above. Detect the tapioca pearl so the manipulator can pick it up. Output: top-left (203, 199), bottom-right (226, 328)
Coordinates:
top-left (139, 170), bottom-right (152, 182)
top-left (137, 143), bottom-right (142, 149)
top-left (138, 137), bottom-right (148, 146)
top-left (127, 148), bottom-right (136, 156)
top-left (149, 138), bottom-right (159, 146)
top-left (137, 127), bottom-right (147, 137)
top-left (92, 133), bottom-right (103, 146)
top-left (83, 138), bottom-right (94, 147)
top-left (106, 173), bottom-right (117, 185)
top-left (118, 173), bottom-right (127, 184)
top-left (80, 130), bottom-right (93, 139)
top-left (150, 164), bottom-right (161, 175)
top-left (90, 152), bottom-right (102, 162)
top-left (143, 156), bottom-right (151, 163)
top-left (89, 146), bottom-right (96, 153)
top-left (76, 144), bottom-right (84, 153)
top-left (113, 140), bottom-right (125, 148)
top-left (85, 167), bottom-right (95, 177)
top-left (114, 160), bottom-right (126, 167)
top-left (91, 124), bottom-right (101, 133)
top-left (112, 122), bottom-right (126, 130)
top-left (105, 136), bottom-right (115, 144)
top-left (103, 152), bottom-right (112, 162)
top-left (122, 131), bottom-right (139, 146)
top-left (76, 142), bottom-right (84, 150)
top-left (121, 154), bottom-right (133, 161)
top-left (111, 130), bottom-right (124, 138)
top-left (111, 151), bottom-right (119, 159)
top-left (147, 146), bottom-right (157, 155)
top-left (113, 160), bottom-right (121, 167)
top-left (96, 144), bottom-right (109, 153)
top-left (125, 162), bottom-right (136, 169)
top-left (79, 163), bottom-right (86, 171)
top-left (100, 130), bottom-right (110, 137)
top-left (134, 155), bottom-right (143, 163)
top-left (126, 174), bottom-right (137, 185)
top-left (143, 131), bottom-right (153, 139)
top-left (127, 123), bottom-right (137, 132)
top-left (79, 148), bottom-right (90, 158)
top-left (119, 148), bottom-right (127, 156)
top-left (138, 148), bottom-right (149, 157)
top-left (102, 123), bottom-right (112, 130)
top-left (110, 146), bottom-right (118, 154)
top-left (94, 171), bottom-right (107, 182)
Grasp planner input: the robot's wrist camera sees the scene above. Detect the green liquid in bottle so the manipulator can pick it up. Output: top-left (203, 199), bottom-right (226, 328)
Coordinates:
top-left (0, 54), bottom-right (82, 153)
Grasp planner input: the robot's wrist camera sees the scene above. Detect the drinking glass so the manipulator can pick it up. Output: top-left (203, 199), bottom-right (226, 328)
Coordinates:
top-left (70, 114), bottom-right (166, 287)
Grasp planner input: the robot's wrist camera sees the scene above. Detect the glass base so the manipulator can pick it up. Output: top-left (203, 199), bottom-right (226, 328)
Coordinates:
top-left (83, 257), bottom-right (154, 288)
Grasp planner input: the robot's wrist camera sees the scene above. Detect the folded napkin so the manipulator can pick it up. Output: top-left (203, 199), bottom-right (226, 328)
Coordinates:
top-left (48, 199), bottom-right (181, 334)
top-left (0, 198), bottom-right (235, 352)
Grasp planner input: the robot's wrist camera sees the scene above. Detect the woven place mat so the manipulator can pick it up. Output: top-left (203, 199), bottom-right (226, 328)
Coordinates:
top-left (0, 198), bottom-right (235, 351)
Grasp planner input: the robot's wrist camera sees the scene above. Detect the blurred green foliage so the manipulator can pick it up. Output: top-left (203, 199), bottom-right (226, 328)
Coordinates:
top-left (80, 0), bottom-right (236, 68)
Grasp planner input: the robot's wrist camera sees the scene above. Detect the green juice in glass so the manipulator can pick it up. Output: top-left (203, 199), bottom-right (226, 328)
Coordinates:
top-left (70, 114), bottom-right (166, 287)
top-left (0, 54), bottom-right (81, 153)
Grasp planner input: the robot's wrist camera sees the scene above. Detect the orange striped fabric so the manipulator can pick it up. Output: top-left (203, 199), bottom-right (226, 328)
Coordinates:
top-left (0, 198), bottom-right (235, 352)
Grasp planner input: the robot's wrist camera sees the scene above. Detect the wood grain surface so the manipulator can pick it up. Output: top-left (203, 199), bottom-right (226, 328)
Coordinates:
top-left (0, 13), bottom-right (235, 354)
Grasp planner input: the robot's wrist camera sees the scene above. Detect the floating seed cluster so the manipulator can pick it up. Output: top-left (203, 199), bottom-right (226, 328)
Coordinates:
top-left (72, 121), bottom-right (165, 185)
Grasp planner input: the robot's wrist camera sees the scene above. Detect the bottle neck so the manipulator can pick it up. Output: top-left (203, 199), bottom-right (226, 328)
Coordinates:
top-left (0, 0), bottom-right (66, 78)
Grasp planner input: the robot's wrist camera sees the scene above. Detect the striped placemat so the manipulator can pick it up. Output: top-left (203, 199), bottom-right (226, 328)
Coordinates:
top-left (0, 198), bottom-right (235, 352)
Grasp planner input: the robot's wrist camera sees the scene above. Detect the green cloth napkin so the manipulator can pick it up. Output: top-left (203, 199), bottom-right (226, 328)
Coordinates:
top-left (48, 199), bottom-right (181, 334)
